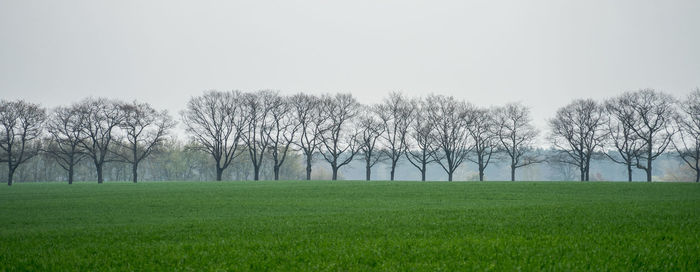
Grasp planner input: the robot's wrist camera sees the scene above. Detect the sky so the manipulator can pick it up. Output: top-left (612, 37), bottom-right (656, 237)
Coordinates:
top-left (1, 0), bottom-right (699, 139)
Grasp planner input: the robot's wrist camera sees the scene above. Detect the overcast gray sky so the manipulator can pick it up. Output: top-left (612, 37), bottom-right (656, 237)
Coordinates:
top-left (1, 0), bottom-right (699, 137)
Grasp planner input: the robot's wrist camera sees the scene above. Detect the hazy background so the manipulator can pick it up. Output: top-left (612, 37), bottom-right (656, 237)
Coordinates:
top-left (1, 0), bottom-right (699, 138)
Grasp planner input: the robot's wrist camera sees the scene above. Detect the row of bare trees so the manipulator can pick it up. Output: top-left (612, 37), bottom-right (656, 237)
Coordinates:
top-left (548, 88), bottom-right (700, 182)
top-left (180, 90), bottom-right (541, 182)
top-left (0, 98), bottom-right (174, 185)
top-left (161, 88), bottom-right (700, 183)
top-left (181, 91), bottom-right (359, 181)
top-left (1, 88), bottom-right (698, 185)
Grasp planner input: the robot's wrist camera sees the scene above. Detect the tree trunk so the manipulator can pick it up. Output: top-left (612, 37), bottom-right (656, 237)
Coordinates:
top-left (273, 164), bottom-right (280, 180)
top-left (215, 167), bottom-right (223, 181)
top-left (646, 143), bottom-right (653, 182)
top-left (478, 156), bottom-right (484, 181)
top-left (132, 163), bottom-right (138, 183)
top-left (645, 167), bottom-right (652, 182)
top-left (447, 171), bottom-right (453, 182)
top-left (332, 166), bottom-right (338, 180)
top-left (510, 165), bottom-right (515, 181)
top-left (68, 164), bottom-right (74, 185)
top-left (253, 165), bottom-right (260, 181)
top-left (132, 148), bottom-right (138, 183)
top-left (305, 155), bottom-right (312, 180)
top-left (696, 150), bottom-right (699, 183)
top-left (7, 164), bottom-right (13, 186)
top-left (478, 161), bottom-right (484, 181)
top-left (390, 161), bottom-right (396, 181)
top-left (421, 162), bottom-right (426, 182)
top-left (584, 157), bottom-right (590, 181)
top-left (696, 159), bottom-right (699, 183)
top-left (627, 163), bottom-right (632, 182)
top-left (96, 163), bottom-right (104, 184)
top-left (365, 163), bottom-right (371, 181)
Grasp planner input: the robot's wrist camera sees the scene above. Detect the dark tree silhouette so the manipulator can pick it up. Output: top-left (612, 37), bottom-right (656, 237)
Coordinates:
top-left (356, 107), bottom-right (385, 180)
top-left (617, 89), bottom-right (676, 182)
top-left (425, 95), bottom-right (473, 182)
top-left (290, 93), bottom-right (325, 180)
top-left (115, 101), bottom-right (175, 183)
top-left (181, 90), bottom-right (247, 181)
top-left (548, 99), bottom-right (607, 181)
top-left (318, 93), bottom-right (360, 180)
top-left (672, 88), bottom-right (700, 182)
top-left (241, 90), bottom-right (276, 181)
top-left (265, 95), bottom-right (300, 180)
top-left (467, 107), bottom-right (499, 181)
top-left (377, 92), bottom-right (415, 181)
top-left (495, 103), bottom-right (541, 181)
top-left (0, 100), bottom-right (46, 185)
top-left (77, 98), bottom-right (124, 184)
top-left (405, 99), bottom-right (436, 181)
top-left (45, 105), bottom-right (87, 184)
top-left (604, 97), bottom-right (642, 182)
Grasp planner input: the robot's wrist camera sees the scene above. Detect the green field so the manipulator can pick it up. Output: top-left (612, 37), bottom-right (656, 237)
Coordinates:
top-left (1, 181), bottom-right (699, 271)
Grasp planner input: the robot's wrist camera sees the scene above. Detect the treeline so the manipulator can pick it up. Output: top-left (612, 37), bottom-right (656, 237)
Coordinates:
top-left (4, 140), bottom-right (310, 183)
top-left (1, 88), bottom-right (699, 185)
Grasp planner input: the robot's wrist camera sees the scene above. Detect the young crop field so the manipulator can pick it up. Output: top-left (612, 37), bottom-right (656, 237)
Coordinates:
top-left (1, 181), bottom-right (699, 271)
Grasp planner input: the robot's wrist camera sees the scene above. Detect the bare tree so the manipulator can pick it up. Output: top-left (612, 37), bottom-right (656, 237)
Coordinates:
top-left (377, 92), bottom-right (415, 181)
top-left (467, 107), bottom-right (499, 181)
top-left (77, 98), bottom-right (124, 184)
top-left (115, 101), bottom-right (175, 183)
top-left (265, 95), bottom-right (300, 180)
top-left (495, 103), bottom-right (541, 181)
top-left (45, 105), bottom-right (86, 184)
top-left (241, 90), bottom-right (277, 180)
top-left (425, 95), bottom-right (473, 181)
top-left (672, 89), bottom-right (700, 182)
top-left (181, 90), bottom-right (247, 181)
top-left (604, 97), bottom-right (642, 182)
top-left (617, 89), bottom-right (676, 182)
top-left (356, 107), bottom-right (385, 180)
top-left (548, 99), bottom-right (607, 181)
top-left (318, 93), bottom-right (360, 180)
top-left (405, 99), bottom-right (437, 181)
top-left (290, 93), bottom-right (325, 180)
top-left (0, 100), bottom-right (46, 185)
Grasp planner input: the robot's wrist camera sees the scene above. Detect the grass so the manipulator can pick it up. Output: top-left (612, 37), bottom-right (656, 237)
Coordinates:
top-left (1, 180), bottom-right (699, 271)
